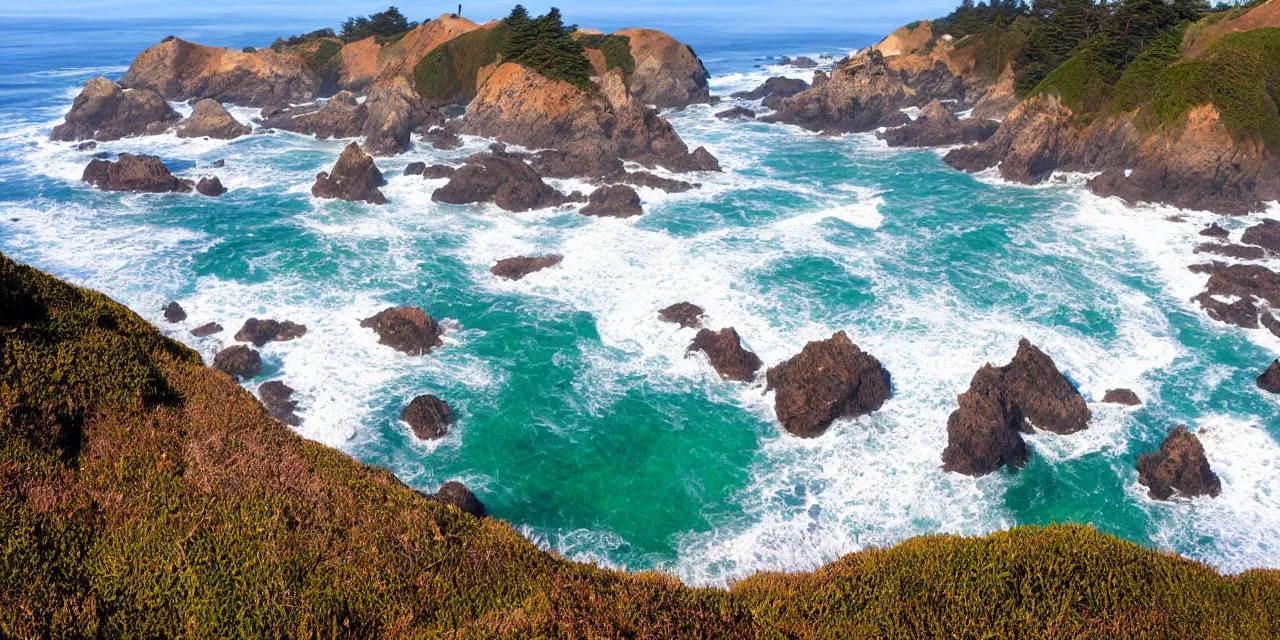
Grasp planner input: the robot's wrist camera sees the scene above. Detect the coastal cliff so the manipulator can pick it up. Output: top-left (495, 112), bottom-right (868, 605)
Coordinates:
top-left (3, 251), bottom-right (1278, 637)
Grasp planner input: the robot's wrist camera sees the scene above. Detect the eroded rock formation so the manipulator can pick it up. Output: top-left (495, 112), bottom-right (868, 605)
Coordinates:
top-left (580, 185), bottom-right (643, 218)
top-left (176, 99), bottom-right (251, 139)
top-left (766, 331), bottom-right (891, 437)
top-left (235, 318), bottom-right (307, 347)
top-left (51, 77), bottom-right (179, 141)
top-left (82, 154), bottom-right (192, 193)
top-left (490, 255), bottom-right (563, 280)
top-left (401, 394), bottom-right (454, 440)
top-left (659, 302), bottom-right (704, 328)
top-left (361, 306), bottom-right (443, 355)
top-left (312, 142), bottom-right (387, 204)
top-left (432, 152), bottom-right (573, 212)
top-left (879, 100), bottom-right (998, 147)
top-left (688, 327), bottom-right (762, 382)
top-left (1137, 426), bottom-right (1221, 500)
top-left (214, 345), bottom-right (261, 380)
top-left (259, 380), bottom-right (302, 426)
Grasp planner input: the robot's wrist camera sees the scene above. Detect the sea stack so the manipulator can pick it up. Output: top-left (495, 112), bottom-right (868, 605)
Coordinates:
top-left (311, 142), bottom-right (387, 204)
top-left (1137, 426), bottom-right (1221, 500)
top-left (361, 306), bottom-right (443, 355)
top-left (766, 331), bottom-right (891, 438)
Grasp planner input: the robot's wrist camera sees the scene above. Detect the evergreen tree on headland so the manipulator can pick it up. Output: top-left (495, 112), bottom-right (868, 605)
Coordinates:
top-left (500, 5), bottom-right (593, 89)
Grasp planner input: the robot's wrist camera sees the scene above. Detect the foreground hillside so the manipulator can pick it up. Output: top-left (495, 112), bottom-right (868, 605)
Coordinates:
top-left (3, 251), bottom-right (1279, 638)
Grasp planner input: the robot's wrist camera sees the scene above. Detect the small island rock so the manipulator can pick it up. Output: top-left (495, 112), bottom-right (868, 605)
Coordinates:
top-left (1137, 426), bottom-right (1221, 500)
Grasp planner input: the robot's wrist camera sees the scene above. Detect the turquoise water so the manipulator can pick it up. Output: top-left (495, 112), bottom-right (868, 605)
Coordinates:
top-left (2, 17), bottom-right (1279, 586)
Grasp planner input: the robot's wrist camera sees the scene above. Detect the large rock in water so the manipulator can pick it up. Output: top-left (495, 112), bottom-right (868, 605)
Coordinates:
top-left (120, 36), bottom-right (318, 106)
top-left (1241, 219), bottom-right (1280, 253)
top-left (731, 76), bottom-right (809, 107)
top-left (261, 90), bottom-right (367, 138)
top-left (401, 394), bottom-right (454, 440)
top-left (659, 302), bottom-right (704, 328)
top-left (1137, 426), bottom-right (1221, 500)
top-left (432, 153), bottom-right (573, 212)
top-left (1102, 389), bottom-right (1141, 406)
top-left (176, 99), bottom-right (250, 139)
top-left (425, 481), bottom-right (485, 517)
top-left (879, 100), bottom-right (999, 147)
top-left (943, 93), bottom-right (1078, 183)
top-left (941, 339), bottom-right (1090, 476)
top-left (234, 318), bottom-right (307, 347)
top-left (764, 50), bottom-right (959, 134)
top-left (82, 154), bottom-right (192, 193)
top-left (581, 185), bottom-right (643, 218)
top-left (360, 77), bottom-right (417, 156)
top-left (613, 28), bottom-right (712, 109)
top-left (163, 301), bottom-right (186, 323)
top-left (766, 331), bottom-right (891, 437)
top-left (1258, 360), bottom-right (1280, 394)
top-left (213, 345), bottom-right (261, 380)
top-left (195, 177), bottom-right (227, 197)
top-left (50, 77), bottom-right (179, 141)
top-left (490, 255), bottom-right (563, 280)
top-left (311, 142), bottom-right (387, 205)
top-left (941, 365), bottom-right (1029, 476)
top-left (1188, 262), bottom-right (1280, 338)
top-left (361, 306), bottom-right (443, 355)
top-left (462, 64), bottom-right (718, 175)
top-left (687, 327), bottom-right (762, 382)
top-left (258, 380), bottom-right (301, 426)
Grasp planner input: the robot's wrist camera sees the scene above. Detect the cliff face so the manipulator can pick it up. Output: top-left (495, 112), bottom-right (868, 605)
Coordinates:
top-left (462, 63), bottom-right (718, 172)
top-left (613, 28), bottom-right (712, 109)
top-left (120, 37), bottom-right (319, 106)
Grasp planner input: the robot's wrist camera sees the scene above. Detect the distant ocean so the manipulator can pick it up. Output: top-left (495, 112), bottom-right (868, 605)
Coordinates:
top-left (2, 15), bottom-right (1278, 586)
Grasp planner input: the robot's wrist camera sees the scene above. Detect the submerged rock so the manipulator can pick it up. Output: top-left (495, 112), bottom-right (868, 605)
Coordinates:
top-left (1137, 426), bottom-right (1221, 500)
top-left (311, 142), bottom-right (387, 205)
top-left (426, 481), bottom-right (485, 517)
top-left (213, 345), bottom-right (261, 380)
top-left (404, 161), bottom-right (427, 176)
top-left (1189, 262), bottom-right (1280, 338)
top-left (176, 99), bottom-right (250, 139)
top-left (766, 331), bottom-right (891, 437)
top-left (1193, 242), bottom-right (1267, 260)
top-left (421, 128), bottom-right (463, 150)
top-left (196, 176), bottom-right (227, 197)
top-left (191, 322), bottom-right (223, 337)
top-left (77, 141), bottom-right (97, 151)
top-left (490, 255), bottom-right (563, 280)
top-left (1102, 388), bottom-right (1142, 406)
top-left (401, 394), bottom-right (454, 440)
top-left (432, 153), bottom-right (571, 212)
top-left (942, 339), bottom-right (1090, 476)
top-left (659, 302), bottom-right (704, 328)
top-left (581, 185), bottom-right (643, 218)
top-left (51, 76), bottom-right (179, 141)
top-left (361, 306), bottom-right (443, 355)
top-left (781, 56), bottom-right (818, 68)
top-left (688, 327), bottom-right (762, 382)
top-left (163, 301), bottom-right (186, 323)
top-left (234, 318), bottom-right (307, 347)
top-left (731, 76), bottom-right (808, 106)
top-left (82, 153), bottom-right (192, 193)
top-left (715, 106), bottom-right (757, 120)
top-left (1258, 359), bottom-right (1280, 394)
top-left (1200, 223), bottom-right (1229, 238)
top-left (258, 380), bottom-right (301, 426)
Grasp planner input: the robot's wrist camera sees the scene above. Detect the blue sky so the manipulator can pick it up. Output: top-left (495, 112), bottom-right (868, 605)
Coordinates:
top-left (0, 1), bottom-right (958, 34)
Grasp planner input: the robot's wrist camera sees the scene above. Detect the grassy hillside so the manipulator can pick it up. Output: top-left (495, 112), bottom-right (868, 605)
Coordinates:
top-left (3, 250), bottom-right (1280, 638)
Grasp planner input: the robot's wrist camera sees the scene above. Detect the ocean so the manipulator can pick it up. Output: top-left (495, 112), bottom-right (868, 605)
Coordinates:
top-left (1, 15), bottom-right (1277, 587)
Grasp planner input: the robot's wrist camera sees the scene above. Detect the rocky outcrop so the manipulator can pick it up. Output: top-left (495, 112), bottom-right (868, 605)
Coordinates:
top-left (1241, 219), bottom-right (1280, 253)
top-left (422, 128), bottom-right (463, 150)
top-left (490, 255), bottom-right (563, 280)
top-left (51, 77), bottom-right (179, 141)
top-left (1201, 223), bottom-right (1230, 238)
top-left (687, 327), bottom-right (762, 382)
top-left (731, 76), bottom-right (808, 107)
top-left (262, 91), bottom-right (366, 138)
top-left (401, 394), bottom-right (454, 440)
top-left (942, 340), bottom-right (1090, 476)
top-left (82, 154), bottom-right (192, 193)
top-left (659, 302), bottom-right (704, 328)
top-left (462, 64), bottom-right (718, 175)
top-left (1194, 242), bottom-right (1267, 260)
top-left (176, 99), bottom-right (250, 139)
top-left (432, 152), bottom-right (573, 212)
top-left (361, 306), bottom-right (443, 355)
top-left (715, 106), bottom-right (756, 120)
top-left (529, 150), bottom-right (624, 179)
top-left (312, 142), bottom-right (387, 205)
top-left (404, 162), bottom-right (427, 176)
top-left (1102, 389), bottom-right (1141, 406)
top-left (120, 37), bottom-right (318, 106)
top-left (581, 185), bottom-right (643, 218)
top-left (163, 301), bottom-right (186, 323)
top-left (614, 28), bottom-right (712, 109)
top-left (606, 170), bottom-right (694, 193)
top-left (213, 345), bottom-right (261, 380)
top-left (879, 100), bottom-right (998, 147)
top-left (1137, 426), bottom-right (1221, 500)
top-left (941, 365), bottom-right (1029, 476)
top-left (191, 322), bottom-right (223, 337)
top-left (425, 481), bottom-right (485, 517)
top-left (1189, 262), bottom-right (1280, 338)
top-left (766, 331), bottom-right (891, 437)
top-left (258, 380), bottom-right (301, 426)
top-left (765, 50), bottom-right (961, 134)
top-left (780, 56), bottom-right (818, 69)
top-left (1258, 359), bottom-right (1280, 394)
top-left (421, 164), bottom-right (457, 179)
top-left (196, 177), bottom-right (227, 197)
top-left (943, 93), bottom-right (1083, 183)
top-left (234, 318), bottom-right (307, 347)
top-left (361, 77), bottom-right (417, 156)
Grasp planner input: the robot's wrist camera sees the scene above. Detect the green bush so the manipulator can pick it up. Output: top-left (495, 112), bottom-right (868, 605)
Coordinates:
top-left (501, 5), bottom-right (593, 90)
top-left (241, 46), bottom-right (256, 53)
top-left (1109, 24), bottom-right (1186, 113)
top-left (579, 34), bottom-right (634, 75)
top-left (1151, 27), bottom-right (1280, 149)
top-left (413, 22), bottom-right (511, 103)
top-left (1030, 33), bottom-right (1123, 115)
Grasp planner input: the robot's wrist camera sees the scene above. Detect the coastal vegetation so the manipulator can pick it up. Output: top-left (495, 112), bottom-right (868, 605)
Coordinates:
top-left (3, 250), bottom-right (1279, 637)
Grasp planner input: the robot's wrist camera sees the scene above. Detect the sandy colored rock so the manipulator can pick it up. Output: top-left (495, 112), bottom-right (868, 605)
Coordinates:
top-left (176, 99), bottom-right (250, 139)
top-left (614, 28), bottom-right (712, 109)
top-left (121, 36), bottom-right (319, 106)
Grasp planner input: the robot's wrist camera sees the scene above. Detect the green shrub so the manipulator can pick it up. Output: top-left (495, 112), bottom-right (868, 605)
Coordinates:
top-left (1151, 27), bottom-right (1280, 149)
top-left (340, 6), bottom-right (417, 43)
top-left (579, 34), bottom-right (634, 75)
top-left (501, 5), bottom-right (593, 90)
top-left (1030, 33), bottom-right (1123, 115)
top-left (298, 39), bottom-right (343, 74)
top-left (1110, 24), bottom-right (1186, 113)
top-left (241, 46), bottom-right (256, 53)
top-left (413, 22), bottom-right (511, 103)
